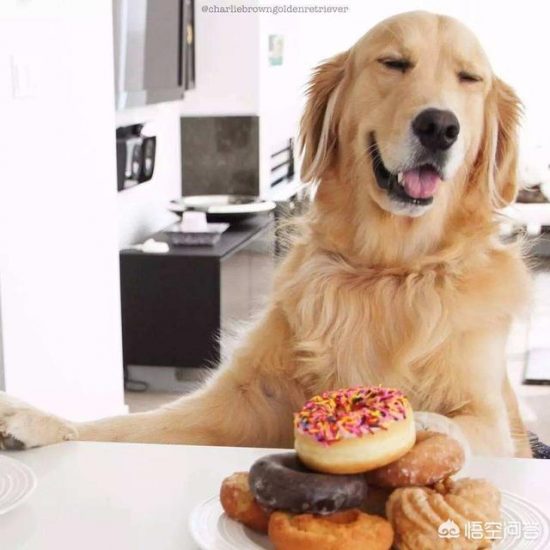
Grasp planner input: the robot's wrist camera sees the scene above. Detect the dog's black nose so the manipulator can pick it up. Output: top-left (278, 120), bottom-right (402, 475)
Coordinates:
top-left (412, 108), bottom-right (460, 151)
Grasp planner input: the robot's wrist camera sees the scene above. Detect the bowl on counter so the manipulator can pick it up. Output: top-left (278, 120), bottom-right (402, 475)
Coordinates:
top-left (168, 195), bottom-right (276, 223)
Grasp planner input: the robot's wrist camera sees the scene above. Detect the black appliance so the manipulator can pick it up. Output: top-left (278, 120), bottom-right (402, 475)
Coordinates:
top-left (112, 0), bottom-right (195, 109)
top-left (116, 124), bottom-right (157, 191)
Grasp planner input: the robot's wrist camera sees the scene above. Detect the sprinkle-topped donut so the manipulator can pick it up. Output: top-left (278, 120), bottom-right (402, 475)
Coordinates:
top-left (294, 386), bottom-right (409, 446)
top-left (294, 386), bottom-right (415, 473)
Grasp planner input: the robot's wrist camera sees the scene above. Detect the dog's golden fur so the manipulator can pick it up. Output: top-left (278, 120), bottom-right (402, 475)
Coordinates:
top-left (0, 12), bottom-right (532, 457)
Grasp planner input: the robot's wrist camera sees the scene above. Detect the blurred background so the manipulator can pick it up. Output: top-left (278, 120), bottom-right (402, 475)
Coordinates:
top-left (0, 0), bottom-right (548, 440)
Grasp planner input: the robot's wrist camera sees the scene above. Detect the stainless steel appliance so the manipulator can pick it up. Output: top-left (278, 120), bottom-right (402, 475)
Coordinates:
top-left (112, 0), bottom-right (195, 109)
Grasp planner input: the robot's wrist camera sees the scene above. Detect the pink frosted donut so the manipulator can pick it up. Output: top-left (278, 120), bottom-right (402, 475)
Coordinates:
top-left (294, 386), bottom-right (415, 474)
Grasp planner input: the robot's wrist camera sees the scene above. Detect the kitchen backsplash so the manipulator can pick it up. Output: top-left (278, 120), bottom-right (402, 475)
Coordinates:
top-left (180, 115), bottom-right (259, 196)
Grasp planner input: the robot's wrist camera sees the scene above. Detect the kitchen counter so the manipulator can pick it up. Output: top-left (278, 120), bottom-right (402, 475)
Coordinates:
top-left (1, 442), bottom-right (549, 549)
top-left (121, 213), bottom-right (274, 259)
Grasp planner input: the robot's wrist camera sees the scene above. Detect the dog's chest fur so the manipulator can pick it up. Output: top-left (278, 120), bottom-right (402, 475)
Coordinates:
top-left (279, 243), bottom-right (528, 411)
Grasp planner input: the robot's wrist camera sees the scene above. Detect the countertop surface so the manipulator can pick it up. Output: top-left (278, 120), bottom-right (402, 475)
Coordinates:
top-left (1, 442), bottom-right (550, 550)
top-left (120, 213), bottom-right (274, 259)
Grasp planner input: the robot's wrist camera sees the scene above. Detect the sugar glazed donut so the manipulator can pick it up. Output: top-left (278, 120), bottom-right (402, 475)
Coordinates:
top-left (366, 430), bottom-right (465, 488)
top-left (294, 386), bottom-right (415, 474)
top-left (268, 509), bottom-right (394, 550)
top-left (249, 452), bottom-right (368, 515)
top-left (219, 472), bottom-right (270, 533)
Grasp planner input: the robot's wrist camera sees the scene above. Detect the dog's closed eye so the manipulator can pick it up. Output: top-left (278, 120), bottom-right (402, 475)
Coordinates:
top-left (458, 70), bottom-right (483, 83)
top-left (377, 57), bottom-right (413, 73)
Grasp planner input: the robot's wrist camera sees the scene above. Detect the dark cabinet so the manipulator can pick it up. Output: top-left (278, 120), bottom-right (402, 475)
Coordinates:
top-left (120, 215), bottom-right (275, 369)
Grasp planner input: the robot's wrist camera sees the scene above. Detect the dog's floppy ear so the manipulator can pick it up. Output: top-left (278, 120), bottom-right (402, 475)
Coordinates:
top-left (485, 77), bottom-right (522, 207)
top-left (299, 51), bottom-right (349, 182)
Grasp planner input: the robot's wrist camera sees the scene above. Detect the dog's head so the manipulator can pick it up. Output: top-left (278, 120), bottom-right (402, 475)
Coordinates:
top-left (300, 11), bottom-right (520, 221)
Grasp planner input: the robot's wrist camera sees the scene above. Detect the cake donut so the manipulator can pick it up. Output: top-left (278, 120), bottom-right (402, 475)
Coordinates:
top-left (294, 386), bottom-right (415, 474)
top-left (249, 452), bottom-right (368, 515)
top-left (219, 472), bottom-right (270, 533)
top-left (268, 509), bottom-right (394, 550)
top-left (366, 430), bottom-right (465, 488)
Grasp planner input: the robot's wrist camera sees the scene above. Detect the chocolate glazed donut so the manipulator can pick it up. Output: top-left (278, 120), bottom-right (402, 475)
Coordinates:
top-left (249, 453), bottom-right (368, 515)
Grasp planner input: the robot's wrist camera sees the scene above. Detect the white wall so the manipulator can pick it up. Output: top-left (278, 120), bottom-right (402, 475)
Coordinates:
top-left (0, 1), bottom-right (126, 420)
top-left (460, 1), bottom-right (550, 156)
top-left (257, 10), bottom-right (304, 194)
top-left (179, 0), bottom-right (260, 115)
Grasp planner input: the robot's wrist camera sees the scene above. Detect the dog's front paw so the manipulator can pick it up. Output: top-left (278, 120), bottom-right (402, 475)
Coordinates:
top-left (0, 391), bottom-right (77, 450)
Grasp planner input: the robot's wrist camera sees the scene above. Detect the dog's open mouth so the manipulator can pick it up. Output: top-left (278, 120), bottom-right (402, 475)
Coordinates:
top-left (370, 136), bottom-right (443, 206)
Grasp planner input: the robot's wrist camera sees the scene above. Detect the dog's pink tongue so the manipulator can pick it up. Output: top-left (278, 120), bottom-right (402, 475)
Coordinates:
top-left (402, 167), bottom-right (441, 199)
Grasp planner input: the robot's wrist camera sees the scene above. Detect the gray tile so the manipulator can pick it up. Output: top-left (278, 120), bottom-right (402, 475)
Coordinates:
top-left (181, 116), bottom-right (260, 196)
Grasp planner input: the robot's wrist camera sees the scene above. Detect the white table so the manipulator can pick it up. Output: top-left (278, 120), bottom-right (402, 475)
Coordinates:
top-left (1, 442), bottom-right (549, 549)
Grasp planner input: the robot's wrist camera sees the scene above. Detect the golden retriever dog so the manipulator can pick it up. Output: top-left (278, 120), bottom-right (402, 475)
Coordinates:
top-left (0, 11), bottom-right (532, 457)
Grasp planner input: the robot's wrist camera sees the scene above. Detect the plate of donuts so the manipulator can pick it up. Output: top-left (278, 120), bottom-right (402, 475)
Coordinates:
top-left (189, 386), bottom-right (550, 550)
top-left (190, 495), bottom-right (273, 550)
top-left (190, 490), bottom-right (550, 550)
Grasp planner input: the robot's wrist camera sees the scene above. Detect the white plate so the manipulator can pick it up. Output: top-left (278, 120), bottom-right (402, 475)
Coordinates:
top-left (189, 491), bottom-right (550, 550)
top-left (168, 196), bottom-right (276, 215)
top-left (189, 496), bottom-right (272, 550)
top-left (0, 454), bottom-right (37, 515)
